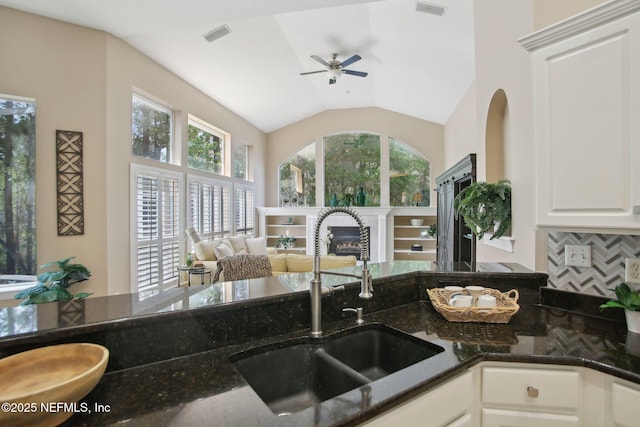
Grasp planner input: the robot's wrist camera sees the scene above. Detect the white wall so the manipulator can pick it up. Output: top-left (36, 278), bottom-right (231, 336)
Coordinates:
top-left (0, 7), bottom-right (267, 298)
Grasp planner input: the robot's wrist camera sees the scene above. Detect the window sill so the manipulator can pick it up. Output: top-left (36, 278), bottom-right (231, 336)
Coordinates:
top-left (481, 234), bottom-right (514, 253)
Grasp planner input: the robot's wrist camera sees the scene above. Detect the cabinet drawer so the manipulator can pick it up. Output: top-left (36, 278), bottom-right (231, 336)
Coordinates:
top-left (482, 408), bottom-right (580, 427)
top-left (482, 366), bottom-right (580, 411)
top-left (611, 381), bottom-right (640, 427)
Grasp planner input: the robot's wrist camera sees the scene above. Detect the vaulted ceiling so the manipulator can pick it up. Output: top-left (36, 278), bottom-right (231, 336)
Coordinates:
top-left (0, 0), bottom-right (475, 132)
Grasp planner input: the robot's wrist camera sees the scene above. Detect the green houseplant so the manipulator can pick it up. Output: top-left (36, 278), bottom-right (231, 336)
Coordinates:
top-left (15, 257), bottom-right (92, 305)
top-left (600, 283), bottom-right (640, 333)
top-left (275, 235), bottom-right (297, 249)
top-left (453, 179), bottom-right (512, 240)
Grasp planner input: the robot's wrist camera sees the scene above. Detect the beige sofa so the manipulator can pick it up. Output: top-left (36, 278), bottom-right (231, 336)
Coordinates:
top-left (192, 235), bottom-right (356, 281)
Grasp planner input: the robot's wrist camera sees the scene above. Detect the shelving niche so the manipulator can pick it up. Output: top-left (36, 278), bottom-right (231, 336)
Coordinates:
top-left (264, 214), bottom-right (307, 253)
top-left (393, 213), bottom-right (437, 261)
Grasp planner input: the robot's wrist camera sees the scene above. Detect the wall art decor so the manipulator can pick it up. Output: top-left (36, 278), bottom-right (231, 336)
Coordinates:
top-left (56, 130), bottom-right (84, 236)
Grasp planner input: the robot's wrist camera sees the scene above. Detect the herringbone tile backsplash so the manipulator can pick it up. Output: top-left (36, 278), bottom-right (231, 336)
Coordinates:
top-left (547, 232), bottom-right (640, 297)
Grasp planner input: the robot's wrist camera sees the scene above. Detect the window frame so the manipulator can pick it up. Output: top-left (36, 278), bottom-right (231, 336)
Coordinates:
top-left (131, 93), bottom-right (174, 164)
top-left (187, 115), bottom-right (227, 176)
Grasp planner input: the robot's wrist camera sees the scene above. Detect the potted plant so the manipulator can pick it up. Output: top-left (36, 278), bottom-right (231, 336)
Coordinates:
top-left (427, 223), bottom-right (438, 239)
top-left (453, 179), bottom-right (511, 240)
top-left (14, 257), bottom-right (92, 305)
top-left (275, 235), bottom-right (297, 249)
top-left (600, 283), bottom-right (640, 333)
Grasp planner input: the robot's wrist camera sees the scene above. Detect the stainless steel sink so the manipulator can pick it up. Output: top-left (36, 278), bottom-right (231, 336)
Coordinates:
top-left (230, 324), bottom-right (444, 415)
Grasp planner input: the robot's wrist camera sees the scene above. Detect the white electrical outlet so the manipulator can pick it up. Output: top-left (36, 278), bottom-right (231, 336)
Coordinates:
top-left (565, 245), bottom-right (591, 267)
top-left (625, 258), bottom-right (640, 284)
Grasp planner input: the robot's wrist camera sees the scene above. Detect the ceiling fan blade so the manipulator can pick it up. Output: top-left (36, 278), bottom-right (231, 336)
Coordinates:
top-left (343, 69), bottom-right (368, 78)
top-left (300, 70), bottom-right (328, 76)
top-left (329, 78), bottom-right (337, 85)
top-left (339, 54), bottom-right (361, 68)
top-left (311, 55), bottom-right (330, 68)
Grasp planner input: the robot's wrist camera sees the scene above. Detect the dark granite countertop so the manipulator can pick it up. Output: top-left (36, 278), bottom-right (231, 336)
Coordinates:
top-left (64, 295), bottom-right (638, 426)
top-left (1, 262), bottom-right (635, 426)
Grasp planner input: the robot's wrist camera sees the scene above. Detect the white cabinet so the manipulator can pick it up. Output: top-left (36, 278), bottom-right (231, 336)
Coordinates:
top-left (608, 376), bottom-right (640, 426)
top-left (363, 369), bottom-right (477, 427)
top-left (521, 0), bottom-right (640, 229)
top-left (481, 364), bottom-right (582, 426)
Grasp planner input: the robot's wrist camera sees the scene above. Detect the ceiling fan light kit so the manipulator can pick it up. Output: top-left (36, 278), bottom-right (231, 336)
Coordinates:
top-left (300, 53), bottom-right (368, 85)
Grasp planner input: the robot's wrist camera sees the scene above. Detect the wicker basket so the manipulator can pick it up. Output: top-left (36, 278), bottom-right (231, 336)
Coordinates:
top-left (426, 287), bottom-right (520, 323)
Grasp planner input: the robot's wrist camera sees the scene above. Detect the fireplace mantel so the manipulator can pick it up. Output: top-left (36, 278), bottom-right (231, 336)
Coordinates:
top-left (257, 207), bottom-right (436, 263)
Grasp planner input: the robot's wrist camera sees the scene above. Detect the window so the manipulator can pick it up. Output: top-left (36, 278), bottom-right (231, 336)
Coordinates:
top-left (0, 97), bottom-right (36, 276)
top-left (133, 166), bottom-right (182, 296)
top-left (188, 176), bottom-right (231, 242)
top-left (235, 186), bottom-right (254, 236)
top-left (188, 116), bottom-right (224, 175)
top-left (278, 143), bottom-right (316, 207)
top-left (324, 133), bottom-right (380, 206)
top-left (132, 94), bottom-right (172, 162)
top-left (233, 143), bottom-right (249, 181)
top-left (389, 138), bottom-right (431, 206)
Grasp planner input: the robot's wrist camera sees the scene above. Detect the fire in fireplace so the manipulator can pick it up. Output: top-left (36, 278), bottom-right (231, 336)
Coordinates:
top-left (327, 226), bottom-right (370, 260)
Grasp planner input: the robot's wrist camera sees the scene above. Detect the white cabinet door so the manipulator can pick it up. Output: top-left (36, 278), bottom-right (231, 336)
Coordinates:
top-left (481, 408), bottom-right (580, 427)
top-left (610, 380), bottom-right (640, 426)
top-left (522, 2), bottom-right (640, 229)
top-left (363, 369), bottom-right (475, 427)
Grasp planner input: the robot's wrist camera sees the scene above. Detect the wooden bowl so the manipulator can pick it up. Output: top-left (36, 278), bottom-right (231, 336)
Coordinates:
top-left (0, 343), bottom-right (109, 426)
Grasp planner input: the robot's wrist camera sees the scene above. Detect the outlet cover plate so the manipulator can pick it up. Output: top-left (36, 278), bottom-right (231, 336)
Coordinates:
top-left (565, 245), bottom-right (591, 267)
top-left (625, 258), bottom-right (640, 285)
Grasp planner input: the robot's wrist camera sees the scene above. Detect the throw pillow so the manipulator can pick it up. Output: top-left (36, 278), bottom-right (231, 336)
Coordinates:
top-left (227, 235), bottom-right (247, 254)
top-left (245, 236), bottom-right (267, 255)
top-left (213, 241), bottom-right (234, 259)
top-left (194, 240), bottom-right (218, 261)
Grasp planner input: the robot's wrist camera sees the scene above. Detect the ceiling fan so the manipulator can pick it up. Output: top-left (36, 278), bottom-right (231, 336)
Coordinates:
top-left (300, 53), bottom-right (368, 84)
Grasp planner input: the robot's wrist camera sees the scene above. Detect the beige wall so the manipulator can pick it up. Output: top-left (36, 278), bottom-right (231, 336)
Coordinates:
top-left (0, 7), bottom-right (266, 298)
top-left (265, 107), bottom-right (444, 207)
top-left (533, 0), bottom-right (608, 30)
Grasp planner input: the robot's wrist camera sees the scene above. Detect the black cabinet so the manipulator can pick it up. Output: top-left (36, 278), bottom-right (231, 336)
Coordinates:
top-left (435, 154), bottom-right (476, 264)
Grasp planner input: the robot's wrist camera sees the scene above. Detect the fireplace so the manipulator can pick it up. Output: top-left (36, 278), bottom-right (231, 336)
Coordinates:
top-left (327, 226), bottom-right (370, 260)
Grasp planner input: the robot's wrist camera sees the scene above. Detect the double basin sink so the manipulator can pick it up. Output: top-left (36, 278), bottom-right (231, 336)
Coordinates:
top-left (230, 323), bottom-right (444, 415)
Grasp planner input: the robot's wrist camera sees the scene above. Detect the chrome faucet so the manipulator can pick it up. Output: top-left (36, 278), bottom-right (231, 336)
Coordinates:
top-left (310, 206), bottom-right (373, 338)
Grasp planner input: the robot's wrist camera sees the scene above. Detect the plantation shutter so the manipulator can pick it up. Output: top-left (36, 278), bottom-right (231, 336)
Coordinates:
top-left (235, 187), bottom-right (254, 236)
top-left (135, 170), bottom-right (181, 294)
top-left (188, 177), bottom-right (231, 241)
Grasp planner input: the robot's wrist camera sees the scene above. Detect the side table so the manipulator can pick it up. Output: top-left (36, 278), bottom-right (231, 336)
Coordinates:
top-left (177, 266), bottom-right (212, 286)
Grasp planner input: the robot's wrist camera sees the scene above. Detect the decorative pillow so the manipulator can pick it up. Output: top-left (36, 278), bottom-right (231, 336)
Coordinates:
top-left (227, 235), bottom-right (247, 254)
top-left (245, 237), bottom-right (267, 255)
top-left (285, 254), bottom-right (313, 272)
top-left (213, 241), bottom-right (234, 259)
top-left (194, 241), bottom-right (218, 261)
top-left (320, 255), bottom-right (357, 270)
top-left (268, 254), bottom-right (288, 272)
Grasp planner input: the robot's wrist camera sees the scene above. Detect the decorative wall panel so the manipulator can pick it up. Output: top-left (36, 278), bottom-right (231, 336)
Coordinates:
top-left (547, 232), bottom-right (640, 297)
top-left (56, 130), bottom-right (84, 236)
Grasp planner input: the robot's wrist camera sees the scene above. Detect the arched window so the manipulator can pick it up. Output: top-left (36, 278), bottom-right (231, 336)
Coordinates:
top-left (277, 134), bottom-right (430, 207)
top-left (389, 138), bottom-right (430, 206)
top-left (324, 133), bottom-right (381, 207)
top-left (278, 142), bottom-right (316, 207)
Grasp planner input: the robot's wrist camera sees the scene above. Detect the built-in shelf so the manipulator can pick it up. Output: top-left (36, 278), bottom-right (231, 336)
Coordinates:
top-left (392, 212), bottom-right (437, 261)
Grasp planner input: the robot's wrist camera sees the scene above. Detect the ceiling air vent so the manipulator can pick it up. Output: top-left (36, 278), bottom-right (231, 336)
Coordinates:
top-left (203, 24), bottom-right (231, 43)
top-left (415, 1), bottom-right (447, 16)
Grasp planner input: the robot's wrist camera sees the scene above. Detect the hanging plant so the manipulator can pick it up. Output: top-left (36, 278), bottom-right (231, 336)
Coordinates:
top-left (453, 179), bottom-right (512, 240)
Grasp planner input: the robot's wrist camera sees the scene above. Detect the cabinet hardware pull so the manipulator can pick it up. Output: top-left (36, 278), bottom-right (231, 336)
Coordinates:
top-left (527, 386), bottom-right (539, 398)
